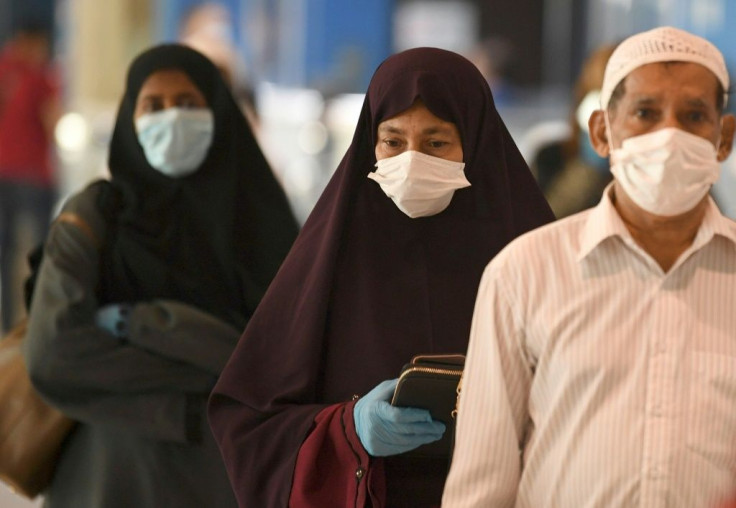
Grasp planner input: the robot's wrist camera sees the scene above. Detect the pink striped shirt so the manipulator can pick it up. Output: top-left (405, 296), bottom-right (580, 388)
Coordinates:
top-left (443, 186), bottom-right (736, 507)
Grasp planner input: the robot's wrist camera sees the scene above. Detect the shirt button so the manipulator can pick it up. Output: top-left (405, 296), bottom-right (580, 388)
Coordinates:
top-left (355, 467), bottom-right (365, 480)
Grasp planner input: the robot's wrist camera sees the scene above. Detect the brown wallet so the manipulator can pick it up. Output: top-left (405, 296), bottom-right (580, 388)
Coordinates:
top-left (390, 353), bottom-right (465, 458)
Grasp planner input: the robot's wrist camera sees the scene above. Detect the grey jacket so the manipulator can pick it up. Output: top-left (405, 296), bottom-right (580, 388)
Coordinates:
top-left (24, 184), bottom-right (240, 508)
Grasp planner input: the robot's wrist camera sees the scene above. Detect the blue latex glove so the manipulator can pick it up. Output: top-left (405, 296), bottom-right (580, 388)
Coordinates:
top-left (95, 303), bottom-right (132, 339)
top-left (353, 378), bottom-right (446, 457)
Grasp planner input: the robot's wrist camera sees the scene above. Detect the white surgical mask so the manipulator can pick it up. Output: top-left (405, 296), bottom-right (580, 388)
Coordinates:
top-left (367, 150), bottom-right (470, 218)
top-left (609, 127), bottom-right (720, 216)
top-left (135, 107), bottom-right (214, 178)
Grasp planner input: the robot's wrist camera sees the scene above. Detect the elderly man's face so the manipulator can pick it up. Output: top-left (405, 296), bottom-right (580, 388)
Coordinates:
top-left (589, 62), bottom-right (734, 162)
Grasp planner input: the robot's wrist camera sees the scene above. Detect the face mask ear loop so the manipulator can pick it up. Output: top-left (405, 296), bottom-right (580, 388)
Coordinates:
top-left (603, 109), bottom-right (615, 157)
top-left (715, 117), bottom-right (725, 160)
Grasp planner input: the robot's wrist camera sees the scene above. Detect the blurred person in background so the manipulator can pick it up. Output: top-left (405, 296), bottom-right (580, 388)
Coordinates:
top-left (23, 44), bottom-right (298, 507)
top-left (179, 2), bottom-right (261, 132)
top-left (0, 19), bottom-right (60, 333)
top-left (443, 26), bottom-right (736, 507)
top-left (466, 36), bottom-right (517, 108)
top-left (712, 127), bottom-right (736, 219)
top-left (528, 43), bottom-right (615, 218)
top-left (208, 47), bottom-right (554, 508)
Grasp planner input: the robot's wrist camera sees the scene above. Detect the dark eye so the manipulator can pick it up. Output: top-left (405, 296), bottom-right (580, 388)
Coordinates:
top-left (634, 108), bottom-right (655, 120)
top-left (178, 97), bottom-right (198, 108)
top-left (686, 110), bottom-right (706, 123)
top-left (428, 140), bottom-right (448, 149)
top-left (383, 138), bottom-right (401, 148)
top-left (141, 98), bottom-right (163, 113)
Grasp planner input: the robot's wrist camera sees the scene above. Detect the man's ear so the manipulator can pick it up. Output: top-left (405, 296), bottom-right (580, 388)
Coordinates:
top-left (717, 113), bottom-right (735, 162)
top-left (588, 109), bottom-right (610, 158)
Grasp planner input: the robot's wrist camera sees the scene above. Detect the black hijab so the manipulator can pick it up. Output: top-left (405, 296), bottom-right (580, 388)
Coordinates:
top-left (209, 47), bottom-right (555, 506)
top-left (99, 44), bottom-right (298, 328)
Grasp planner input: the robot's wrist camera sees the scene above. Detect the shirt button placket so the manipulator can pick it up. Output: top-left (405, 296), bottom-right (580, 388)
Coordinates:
top-left (641, 285), bottom-right (672, 508)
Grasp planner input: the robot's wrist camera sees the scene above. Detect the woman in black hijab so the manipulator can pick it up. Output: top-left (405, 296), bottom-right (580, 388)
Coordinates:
top-left (24, 44), bottom-right (298, 507)
top-left (208, 48), bottom-right (555, 507)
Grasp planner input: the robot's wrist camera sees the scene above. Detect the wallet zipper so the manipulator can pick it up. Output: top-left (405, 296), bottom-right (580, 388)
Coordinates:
top-left (398, 366), bottom-right (462, 380)
top-left (397, 367), bottom-right (463, 420)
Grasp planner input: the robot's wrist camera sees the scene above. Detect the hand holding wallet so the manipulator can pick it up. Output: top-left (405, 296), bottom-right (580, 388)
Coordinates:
top-left (390, 354), bottom-right (465, 457)
top-left (354, 379), bottom-right (446, 457)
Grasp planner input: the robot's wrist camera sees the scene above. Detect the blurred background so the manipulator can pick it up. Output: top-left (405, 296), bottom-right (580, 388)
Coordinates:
top-left (1, 1), bottom-right (736, 503)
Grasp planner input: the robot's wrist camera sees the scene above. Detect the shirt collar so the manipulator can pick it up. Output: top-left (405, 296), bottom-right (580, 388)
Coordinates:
top-left (576, 183), bottom-right (736, 262)
top-left (695, 196), bottom-right (736, 248)
top-left (577, 183), bottom-right (629, 261)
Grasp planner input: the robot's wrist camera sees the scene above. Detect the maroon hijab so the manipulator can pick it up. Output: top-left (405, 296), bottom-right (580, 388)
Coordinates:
top-left (208, 47), bottom-right (554, 506)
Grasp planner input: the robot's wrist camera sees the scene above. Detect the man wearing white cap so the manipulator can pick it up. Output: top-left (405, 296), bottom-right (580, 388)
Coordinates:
top-left (442, 26), bottom-right (736, 508)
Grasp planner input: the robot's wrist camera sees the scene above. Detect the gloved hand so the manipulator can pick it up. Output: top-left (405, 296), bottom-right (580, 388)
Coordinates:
top-left (353, 378), bottom-right (446, 457)
top-left (95, 303), bottom-right (132, 340)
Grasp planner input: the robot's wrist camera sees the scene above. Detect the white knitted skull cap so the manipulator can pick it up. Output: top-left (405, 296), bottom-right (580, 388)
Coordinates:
top-left (600, 26), bottom-right (729, 110)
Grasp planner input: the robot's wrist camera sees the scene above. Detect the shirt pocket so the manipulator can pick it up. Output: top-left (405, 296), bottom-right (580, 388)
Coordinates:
top-left (686, 351), bottom-right (736, 470)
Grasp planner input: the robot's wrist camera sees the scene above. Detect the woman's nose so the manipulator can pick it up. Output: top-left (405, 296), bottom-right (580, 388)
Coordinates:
top-left (405, 138), bottom-right (421, 153)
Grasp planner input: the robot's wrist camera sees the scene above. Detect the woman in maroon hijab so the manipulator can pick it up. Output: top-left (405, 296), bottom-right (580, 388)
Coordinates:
top-left (208, 47), bottom-right (554, 507)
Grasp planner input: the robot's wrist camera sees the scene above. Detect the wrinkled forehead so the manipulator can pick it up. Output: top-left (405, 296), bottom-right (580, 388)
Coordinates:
top-left (611, 61), bottom-right (723, 111)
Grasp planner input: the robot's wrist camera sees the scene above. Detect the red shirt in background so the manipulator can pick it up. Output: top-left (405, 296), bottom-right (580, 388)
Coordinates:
top-left (0, 48), bottom-right (59, 186)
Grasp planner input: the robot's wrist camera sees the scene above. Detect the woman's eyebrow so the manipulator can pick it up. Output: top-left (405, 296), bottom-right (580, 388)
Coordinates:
top-left (175, 91), bottom-right (200, 101)
top-left (422, 126), bottom-right (454, 135)
top-left (377, 124), bottom-right (403, 135)
top-left (377, 125), bottom-right (455, 135)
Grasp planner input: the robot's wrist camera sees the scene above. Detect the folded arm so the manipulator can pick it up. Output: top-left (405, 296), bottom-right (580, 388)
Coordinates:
top-left (24, 185), bottom-right (217, 442)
